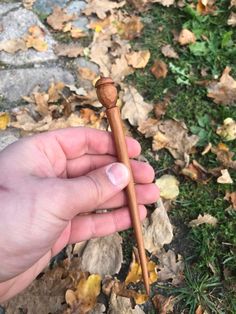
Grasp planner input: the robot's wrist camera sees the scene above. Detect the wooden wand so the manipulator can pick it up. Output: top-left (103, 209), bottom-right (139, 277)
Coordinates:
top-left (95, 77), bottom-right (150, 295)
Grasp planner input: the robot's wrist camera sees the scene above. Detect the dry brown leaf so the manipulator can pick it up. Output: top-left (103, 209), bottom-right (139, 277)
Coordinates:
top-left (152, 295), bottom-right (175, 314)
top-left (128, 0), bottom-right (174, 11)
top-left (228, 12), bottom-right (236, 26)
top-left (25, 25), bottom-right (48, 52)
top-left (108, 292), bottom-right (145, 314)
top-left (156, 175), bottom-right (179, 200)
top-left (161, 44), bottom-right (179, 59)
top-left (178, 29), bottom-right (196, 45)
top-left (33, 92), bottom-right (50, 116)
top-left (121, 86), bottom-right (153, 126)
top-left (0, 38), bottom-right (27, 53)
top-left (23, 0), bottom-right (36, 9)
top-left (125, 248), bottom-right (158, 285)
top-left (224, 191), bottom-right (236, 210)
top-left (125, 50), bottom-right (150, 68)
top-left (211, 143), bottom-right (236, 170)
top-left (119, 16), bottom-right (144, 40)
top-left (231, 0), bottom-right (236, 7)
top-left (217, 169), bottom-right (233, 184)
top-left (207, 67), bottom-right (236, 105)
top-left (78, 67), bottom-right (97, 81)
top-left (70, 27), bottom-right (87, 39)
top-left (79, 233), bottom-right (123, 277)
top-left (84, 0), bottom-right (126, 19)
top-left (54, 44), bottom-right (84, 57)
top-left (181, 160), bottom-right (211, 183)
top-left (90, 38), bottom-right (112, 77)
top-left (47, 6), bottom-right (76, 31)
top-left (196, 0), bottom-right (217, 15)
top-left (189, 213), bottom-right (218, 227)
top-left (142, 200), bottom-right (173, 253)
top-left (111, 54), bottom-right (134, 83)
top-left (154, 97), bottom-right (170, 119)
top-left (0, 112), bottom-right (10, 130)
top-left (157, 249), bottom-right (184, 285)
top-left (151, 59), bottom-right (168, 79)
top-left (65, 273), bottom-right (101, 314)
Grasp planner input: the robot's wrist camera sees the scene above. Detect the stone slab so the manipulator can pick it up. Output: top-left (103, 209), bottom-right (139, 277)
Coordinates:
top-left (0, 129), bottom-right (19, 151)
top-left (0, 2), bottom-right (21, 16)
top-left (33, 0), bottom-right (69, 15)
top-left (0, 8), bottom-right (57, 65)
top-left (0, 67), bottom-right (74, 104)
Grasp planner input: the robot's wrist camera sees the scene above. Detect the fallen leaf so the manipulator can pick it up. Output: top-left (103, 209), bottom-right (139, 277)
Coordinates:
top-left (78, 67), bottom-right (97, 82)
top-left (151, 59), bottom-right (168, 79)
top-left (189, 213), bottom-right (218, 227)
top-left (0, 112), bottom-right (10, 130)
top-left (119, 16), bottom-right (144, 40)
top-left (70, 27), bottom-right (87, 39)
top-left (79, 233), bottom-right (123, 277)
top-left (84, 0), bottom-right (126, 19)
top-left (231, 0), bottom-right (236, 7)
top-left (156, 175), bottom-right (180, 200)
top-left (0, 38), bottom-right (27, 53)
top-left (48, 81), bottom-right (65, 102)
top-left (224, 191), bottom-right (236, 209)
top-left (121, 86), bottom-right (153, 126)
top-left (201, 142), bottom-right (212, 155)
top-left (33, 92), bottom-right (50, 116)
top-left (212, 143), bottom-right (236, 170)
top-left (217, 169), bottom-right (233, 184)
top-left (111, 54), bottom-right (134, 83)
top-left (23, 0), bottom-right (36, 9)
top-left (207, 67), bottom-right (236, 105)
top-left (54, 44), bottom-right (84, 57)
top-left (25, 25), bottom-right (48, 52)
top-left (125, 50), bottom-right (150, 68)
top-left (156, 249), bottom-right (184, 285)
top-left (108, 293), bottom-right (145, 314)
top-left (90, 38), bottom-right (112, 77)
top-left (142, 200), bottom-right (173, 253)
top-left (152, 295), bottom-right (175, 314)
top-left (154, 97), bottom-right (170, 119)
top-left (197, 0), bottom-right (217, 15)
top-left (217, 118), bottom-right (236, 141)
top-left (125, 248), bottom-right (158, 285)
top-left (228, 12), bottom-right (236, 26)
top-left (66, 273), bottom-right (102, 313)
top-left (178, 29), bottom-right (196, 45)
top-left (47, 6), bottom-right (76, 31)
top-left (161, 44), bottom-right (179, 59)
top-left (181, 160), bottom-right (211, 184)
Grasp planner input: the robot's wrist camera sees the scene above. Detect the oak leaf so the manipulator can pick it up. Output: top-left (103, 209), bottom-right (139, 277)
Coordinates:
top-left (0, 38), bottom-right (27, 53)
top-left (151, 59), bottom-right (168, 79)
top-left (111, 55), bottom-right (134, 83)
top-left (189, 213), bottom-right (218, 227)
top-left (211, 143), bottom-right (236, 170)
top-left (142, 200), bottom-right (173, 253)
top-left (152, 295), bottom-right (175, 314)
top-left (108, 292), bottom-right (145, 313)
top-left (47, 6), bottom-right (76, 31)
top-left (157, 249), bottom-right (184, 285)
top-left (126, 50), bottom-right (150, 68)
top-left (23, 0), bottom-right (36, 9)
top-left (178, 29), bottom-right (196, 45)
top-left (84, 0), bottom-right (126, 19)
top-left (207, 67), bottom-right (236, 105)
top-left (181, 160), bottom-right (211, 183)
top-left (224, 191), bottom-right (236, 210)
top-left (54, 44), bottom-right (84, 58)
top-left (217, 118), bottom-right (236, 141)
top-left (161, 44), bottom-right (179, 59)
top-left (119, 16), bottom-right (144, 40)
top-left (228, 12), bottom-right (236, 26)
top-left (121, 86), bottom-right (153, 126)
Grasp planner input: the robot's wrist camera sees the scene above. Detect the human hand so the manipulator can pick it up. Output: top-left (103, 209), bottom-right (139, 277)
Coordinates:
top-left (0, 127), bottom-right (158, 301)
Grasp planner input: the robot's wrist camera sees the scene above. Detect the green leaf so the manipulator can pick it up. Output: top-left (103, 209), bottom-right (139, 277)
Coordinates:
top-left (221, 31), bottom-right (233, 49)
top-left (189, 42), bottom-right (208, 56)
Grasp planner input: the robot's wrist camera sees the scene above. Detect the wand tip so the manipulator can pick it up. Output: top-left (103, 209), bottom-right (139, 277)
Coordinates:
top-left (95, 77), bottom-right (118, 109)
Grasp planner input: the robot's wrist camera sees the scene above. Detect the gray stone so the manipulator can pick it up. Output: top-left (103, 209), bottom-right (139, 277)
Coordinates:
top-left (33, 0), bottom-right (69, 15)
top-left (72, 17), bottom-right (89, 31)
top-left (0, 67), bottom-right (74, 103)
top-left (66, 1), bottom-right (86, 15)
top-left (0, 8), bottom-right (57, 65)
top-left (0, 129), bottom-right (19, 151)
top-left (0, 2), bottom-right (21, 16)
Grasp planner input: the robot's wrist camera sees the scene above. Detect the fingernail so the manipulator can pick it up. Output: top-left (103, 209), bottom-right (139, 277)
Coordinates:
top-left (106, 163), bottom-right (130, 186)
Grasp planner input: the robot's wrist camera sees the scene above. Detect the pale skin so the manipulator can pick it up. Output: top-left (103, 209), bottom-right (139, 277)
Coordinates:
top-left (0, 127), bottom-right (159, 302)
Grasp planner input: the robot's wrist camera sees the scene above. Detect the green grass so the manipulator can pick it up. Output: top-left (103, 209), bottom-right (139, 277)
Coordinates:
top-left (127, 1), bottom-right (236, 312)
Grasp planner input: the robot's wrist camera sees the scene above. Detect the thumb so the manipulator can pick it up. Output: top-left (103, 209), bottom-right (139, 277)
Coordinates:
top-left (38, 163), bottom-right (130, 220)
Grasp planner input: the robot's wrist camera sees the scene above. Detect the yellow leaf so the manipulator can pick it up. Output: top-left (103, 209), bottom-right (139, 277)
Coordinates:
top-left (155, 175), bottom-right (179, 200)
top-left (216, 118), bottom-right (236, 141)
top-left (125, 249), bottom-right (158, 285)
top-left (0, 112), bottom-right (10, 130)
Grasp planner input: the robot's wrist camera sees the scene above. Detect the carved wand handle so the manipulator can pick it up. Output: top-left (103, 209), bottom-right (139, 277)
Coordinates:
top-left (95, 77), bottom-right (150, 295)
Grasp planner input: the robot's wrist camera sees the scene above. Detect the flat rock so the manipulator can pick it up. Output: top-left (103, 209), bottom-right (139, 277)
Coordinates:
top-left (0, 67), bottom-right (74, 105)
top-left (33, 0), bottom-right (69, 15)
top-left (75, 57), bottom-right (99, 90)
top-left (0, 2), bottom-right (21, 16)
top-left (0, 8), bottom-right (57, 65)
top-left (0, 129), bottom-right (20, 151)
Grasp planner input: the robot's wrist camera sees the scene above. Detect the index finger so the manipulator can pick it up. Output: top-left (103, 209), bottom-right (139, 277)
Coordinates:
top-left (34, 127), bottom-right (141, 160)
